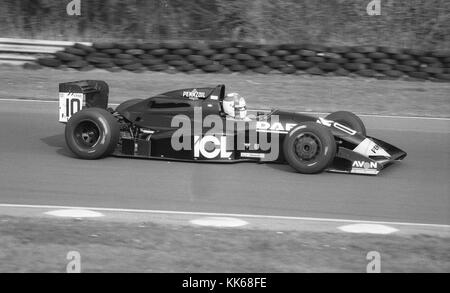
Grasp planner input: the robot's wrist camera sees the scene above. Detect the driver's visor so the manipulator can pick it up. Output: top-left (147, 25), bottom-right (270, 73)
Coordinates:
top-left (235, 105), bottom-right (247, 111)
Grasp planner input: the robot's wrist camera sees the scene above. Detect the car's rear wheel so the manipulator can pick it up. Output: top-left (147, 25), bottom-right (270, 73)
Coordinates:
top-left (283, 122), bottom-right (336, 174)
top-left (65, 108), bottom-right (120, 159)
top-left (325, 111), bottom-right (366, 136)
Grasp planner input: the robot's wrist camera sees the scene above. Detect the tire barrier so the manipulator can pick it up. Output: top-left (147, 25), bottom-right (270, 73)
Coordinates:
top-left (36, 41), bottom-right (450, 82)
top-left (0, 38), bottom-right (92, 66)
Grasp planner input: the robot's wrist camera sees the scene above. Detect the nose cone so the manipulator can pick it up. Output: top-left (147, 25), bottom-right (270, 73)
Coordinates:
top-left (353, 138), bottom-right (391, 158)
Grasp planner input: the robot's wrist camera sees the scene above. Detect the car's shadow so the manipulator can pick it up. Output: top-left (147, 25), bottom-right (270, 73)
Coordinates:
top-left (262, 161), bottom-right (300, 173)
top-left (40, 134), bottom-right (77, 158)
top-left (40, 134), bottom-right (403, 176)
top-left (40, 134), bottom-right (300, 172)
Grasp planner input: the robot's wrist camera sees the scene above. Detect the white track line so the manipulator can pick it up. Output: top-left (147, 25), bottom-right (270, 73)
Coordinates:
top-left (0, 203), bottom-right (449, 229)
top-left (297, 112), bottom-right (450, 121)
top-left (0, 98), bottom-right (57, 103)
top-left (1, 98), bottom-right (449, 121)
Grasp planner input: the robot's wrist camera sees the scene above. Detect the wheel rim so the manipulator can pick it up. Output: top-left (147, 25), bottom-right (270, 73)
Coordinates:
top-left (74, 120), bottom-right (101, 148)
top-left (293, 132), bottom-right (322, 161)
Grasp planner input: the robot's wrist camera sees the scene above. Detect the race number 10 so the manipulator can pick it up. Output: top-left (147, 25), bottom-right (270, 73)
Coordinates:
top-left (59, 92), bottom-right (84, 122)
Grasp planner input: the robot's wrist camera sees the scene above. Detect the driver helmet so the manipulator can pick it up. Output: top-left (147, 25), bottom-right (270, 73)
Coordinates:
top-left (223, 92), bottom-right (247, 119)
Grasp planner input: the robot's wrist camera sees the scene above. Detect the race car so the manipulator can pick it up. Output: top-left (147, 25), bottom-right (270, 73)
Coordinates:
top-left (58, 80), bottom-right (406, 175)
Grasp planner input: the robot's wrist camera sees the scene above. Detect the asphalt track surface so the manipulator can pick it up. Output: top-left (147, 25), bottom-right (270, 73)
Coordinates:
top-left (0, 100), bottom-right (449, 225)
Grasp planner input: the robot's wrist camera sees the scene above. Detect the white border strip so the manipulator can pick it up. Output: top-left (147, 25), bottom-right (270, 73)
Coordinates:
top-left (0, 38), bottom-right (92, 47)
top-left (0, 203), bottom-right (449, 229)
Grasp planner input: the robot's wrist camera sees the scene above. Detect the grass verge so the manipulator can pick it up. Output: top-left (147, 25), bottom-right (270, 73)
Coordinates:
top-left (0, 216), bottom-right (448, 272)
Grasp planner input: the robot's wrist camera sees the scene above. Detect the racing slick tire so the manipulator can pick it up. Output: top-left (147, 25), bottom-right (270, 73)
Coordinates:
top-left (283, 122), bottom-right (336, 174)
top-left (325, 111), bottom-right (366, 136)
top-left (65, 108), bottom-right (120, 159)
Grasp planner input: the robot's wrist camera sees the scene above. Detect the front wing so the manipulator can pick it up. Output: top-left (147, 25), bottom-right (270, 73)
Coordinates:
top-left (327, 137), bottom-right (407, 175)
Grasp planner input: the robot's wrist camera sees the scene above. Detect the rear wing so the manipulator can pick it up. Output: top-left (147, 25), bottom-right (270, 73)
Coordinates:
top-left (58, 80), bottom-right (109, 123)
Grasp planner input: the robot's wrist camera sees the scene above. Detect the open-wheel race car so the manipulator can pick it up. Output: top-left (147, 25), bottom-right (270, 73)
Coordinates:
top-left (58, 80), bottom-right (406, 175)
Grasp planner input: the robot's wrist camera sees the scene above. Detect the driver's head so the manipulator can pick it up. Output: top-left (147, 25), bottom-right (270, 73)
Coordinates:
top-left (223, 92), bottom-right (247, 119)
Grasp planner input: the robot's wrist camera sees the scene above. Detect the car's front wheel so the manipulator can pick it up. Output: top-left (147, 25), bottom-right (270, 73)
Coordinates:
top-left (325, 111), bottom-right (366, 136)
top-left (283, 122), bottom-right (336, 174)
top-left (65, 108), bottom-right (120, 159)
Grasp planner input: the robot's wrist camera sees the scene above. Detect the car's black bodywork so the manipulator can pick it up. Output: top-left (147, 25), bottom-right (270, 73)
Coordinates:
top-left (59, 80), bottom-right (406, 175)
